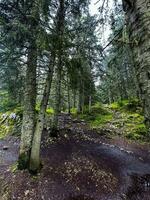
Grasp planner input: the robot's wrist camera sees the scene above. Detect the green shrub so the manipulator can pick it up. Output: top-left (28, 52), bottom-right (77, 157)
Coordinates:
top-left (71, 107), bottom-right (78, 114)
top-left (46, 107), bottom-right (54, 115)
top-left (126, 123), bottom-right (148, 141)
top-left (109, 102), bottom-right (120, 110)
top-left (90, 114), bottom-right (113, 128)
top-left (123, 98), bottom-right (141, 112)
top-left (91, 103), bottom-right (109, 115)
top-left (35, 103), bottom-right (40, 113)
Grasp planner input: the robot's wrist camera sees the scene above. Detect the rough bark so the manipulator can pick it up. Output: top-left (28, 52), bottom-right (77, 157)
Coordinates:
top-left (89, 95), bottom-right (92, 113)
top-left (73, 89), bottom-right (77, 108)
top-left (122, 0), bottom-right (150, 132)
top-left (18, 41), bottom-right (37, 169)
top-left (67, 75), bottom-right (71, 114)
top-left (78, 80), bottom-right (84, 114)
top-left (53, 0), bottom-right (65, 129)
top-left (29, 63), bottom-right (54, 173)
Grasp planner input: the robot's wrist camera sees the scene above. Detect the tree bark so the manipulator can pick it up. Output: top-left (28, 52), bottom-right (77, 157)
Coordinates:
top-left (53, 0), bottom-right (65, 129)
top-left (67, 75), bottom-right (71, 114)
top-left (29, 62), bottom-right (54, 173)
top-left (18, 41), bottom-right (37, 169)
top-left (122, 0), bottom-right (150, 132)
top-left (89, 95), bottom-right (92, 113)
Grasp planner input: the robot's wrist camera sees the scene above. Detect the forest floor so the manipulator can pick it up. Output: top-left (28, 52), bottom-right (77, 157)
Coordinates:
top-left (0, 113), bottom-right (150, 200)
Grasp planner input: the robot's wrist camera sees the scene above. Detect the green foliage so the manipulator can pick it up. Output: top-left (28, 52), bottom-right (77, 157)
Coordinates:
top-left (0, 91), bottom-right (18, 112)
top-left (79, 103), bottom-right (113, 128)
top-left (109, 102), bottom-right (120, 110)
top-left (80, 99), bottom-right (148, 142)
top-left (89, 114), bottom-right (113, 128)
top-left (0, 124), bottom-right (10, 139)
top-left (108, 100), bottom-right (148, 142)
top-left (126, 119), bottom-right (148, 141)
top-left (0, 107), bottom-right (22, 138)
top-left (9, 162), bottom-right (18, 173)
top-left (123, 98), bottom-right (141, 112)
top-left (46, 107), bottom-right (54, 115)
top-left (70, 107), bottom-right (78, 114)
top-left (14, 107), bottom-right (23, 118)
top-left (91, 103), bottom-right (109, 115)
top-left (18, 153), bottom-right (30, 170)
top-left (109, 99), bottom-right (141, 112)
top-left (35, 103), bottom-right (40, 113)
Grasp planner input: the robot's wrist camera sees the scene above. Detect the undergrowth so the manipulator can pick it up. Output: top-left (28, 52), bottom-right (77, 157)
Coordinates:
top-left (78, 99), bottom-right (149, 143)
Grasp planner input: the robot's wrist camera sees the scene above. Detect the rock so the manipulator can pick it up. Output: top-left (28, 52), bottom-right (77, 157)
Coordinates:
top-left (3, 146), bottom-right (9, 150)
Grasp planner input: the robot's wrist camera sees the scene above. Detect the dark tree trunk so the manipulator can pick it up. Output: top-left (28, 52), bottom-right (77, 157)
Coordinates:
top-left (122, 0), bottom-right (150, 132)
top-left (53, 0), bottom-right (65, 129)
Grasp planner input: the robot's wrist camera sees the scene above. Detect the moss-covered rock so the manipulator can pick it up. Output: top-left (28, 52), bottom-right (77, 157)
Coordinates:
top-left (0, 110), bottom-right (22, 139)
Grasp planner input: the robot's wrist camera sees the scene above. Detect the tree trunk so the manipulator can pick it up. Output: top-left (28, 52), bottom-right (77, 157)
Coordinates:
top-left (67, 75), bottom-right (71, 114)
top-left (89, 95), bottom-right (92, 113)
top-left (53, 0), bottom-right (65, 129)
top-left (78, 80), bottom-right (84, 114)
top-left (122, 0), bottom-right (150, 132)
top-left (53, 64), bottom-right (62, 129)
top-left (73, 89), bottom-right (76, 108)
top-left (18, 41), bottom-right (37, 169)
top-left (29, 63), bottom-right (54, 173)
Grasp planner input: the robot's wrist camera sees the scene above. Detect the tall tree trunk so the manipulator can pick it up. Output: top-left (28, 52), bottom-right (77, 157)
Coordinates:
top-left (53, 0), bottom-right (65, 129)
top-left (73, 89), bottom-right (76, 108)
top-left (53, 64), bottom-right (62, 129)
top-left (67, 75), bottom-right (71, 114)
top-left (122, 0), bottom-right (150, 132)
top-left (89, 95), bottom-right (92, 113)
top-left (18, 41), bottom-right (37, 169)
top-left (29, 63), bottom-right (54, 173)
top-left (78, 80), bottom-right (84, 114)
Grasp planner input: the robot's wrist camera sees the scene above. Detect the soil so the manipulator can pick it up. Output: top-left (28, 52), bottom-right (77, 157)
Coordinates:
top-left (0, 114), bottom-right (150, 200)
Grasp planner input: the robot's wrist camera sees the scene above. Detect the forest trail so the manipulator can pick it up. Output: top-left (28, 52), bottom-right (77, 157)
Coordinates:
top-left (0, 114), bottom-right (150, 200)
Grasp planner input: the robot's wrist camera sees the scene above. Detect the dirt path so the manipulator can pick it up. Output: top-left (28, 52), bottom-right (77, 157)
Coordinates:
top-left (0, 114), bottom-right (150, 200)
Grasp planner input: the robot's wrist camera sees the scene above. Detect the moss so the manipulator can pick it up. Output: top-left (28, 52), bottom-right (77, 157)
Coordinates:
top-left (0, 124), bottom-right (14, 139)
top-left (18, 152), bottom-right (30, 170)
top-left (71, 107), bottom-right (78, 114)
top-left (123, 99), bottom-right (141, 112)
top-left (109, 102), bottom-right (120, 110)
top-left (0, 111), bottom-right (19, 139)
top-left (126, 132), bottom-right (142, 140)
top-left (126, 122), bottom-right (148, 141)
top-left (9, 162), bottom-right (18, 173)
top-left (14, 107), bottom-right (23, 118)
top-left (91, 103), bottom-right (109, 115)
top-left (46, 107), bottom-right (54, 115)
top-left (35, 103), bottom-right (40, 113)
top-left (90, 114), bottom-right (113, 128)
top-left (78, 103), bottom-right (113, 128)
top-left (109, 99), bottom-right (141, 113)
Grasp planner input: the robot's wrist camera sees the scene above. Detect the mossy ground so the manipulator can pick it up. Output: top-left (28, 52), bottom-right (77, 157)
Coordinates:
top-left (0, 107), bottom-right (22, 139)
top-left (79, 99), bottom-right (149, 143)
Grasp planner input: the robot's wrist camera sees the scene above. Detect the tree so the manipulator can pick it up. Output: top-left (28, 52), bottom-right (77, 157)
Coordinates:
top-left (122, 0), bottom-right (150, 133)
top-left (29, 55), bottom-right (55, 173)
top-left (96, 0), bottom-right (137, 104)
top-left (53, 0), bottom-right (65, 130)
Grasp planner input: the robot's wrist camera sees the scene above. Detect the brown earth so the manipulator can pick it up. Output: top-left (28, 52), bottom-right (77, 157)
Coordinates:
top-left (0, 114), bottom-right (150, 200)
